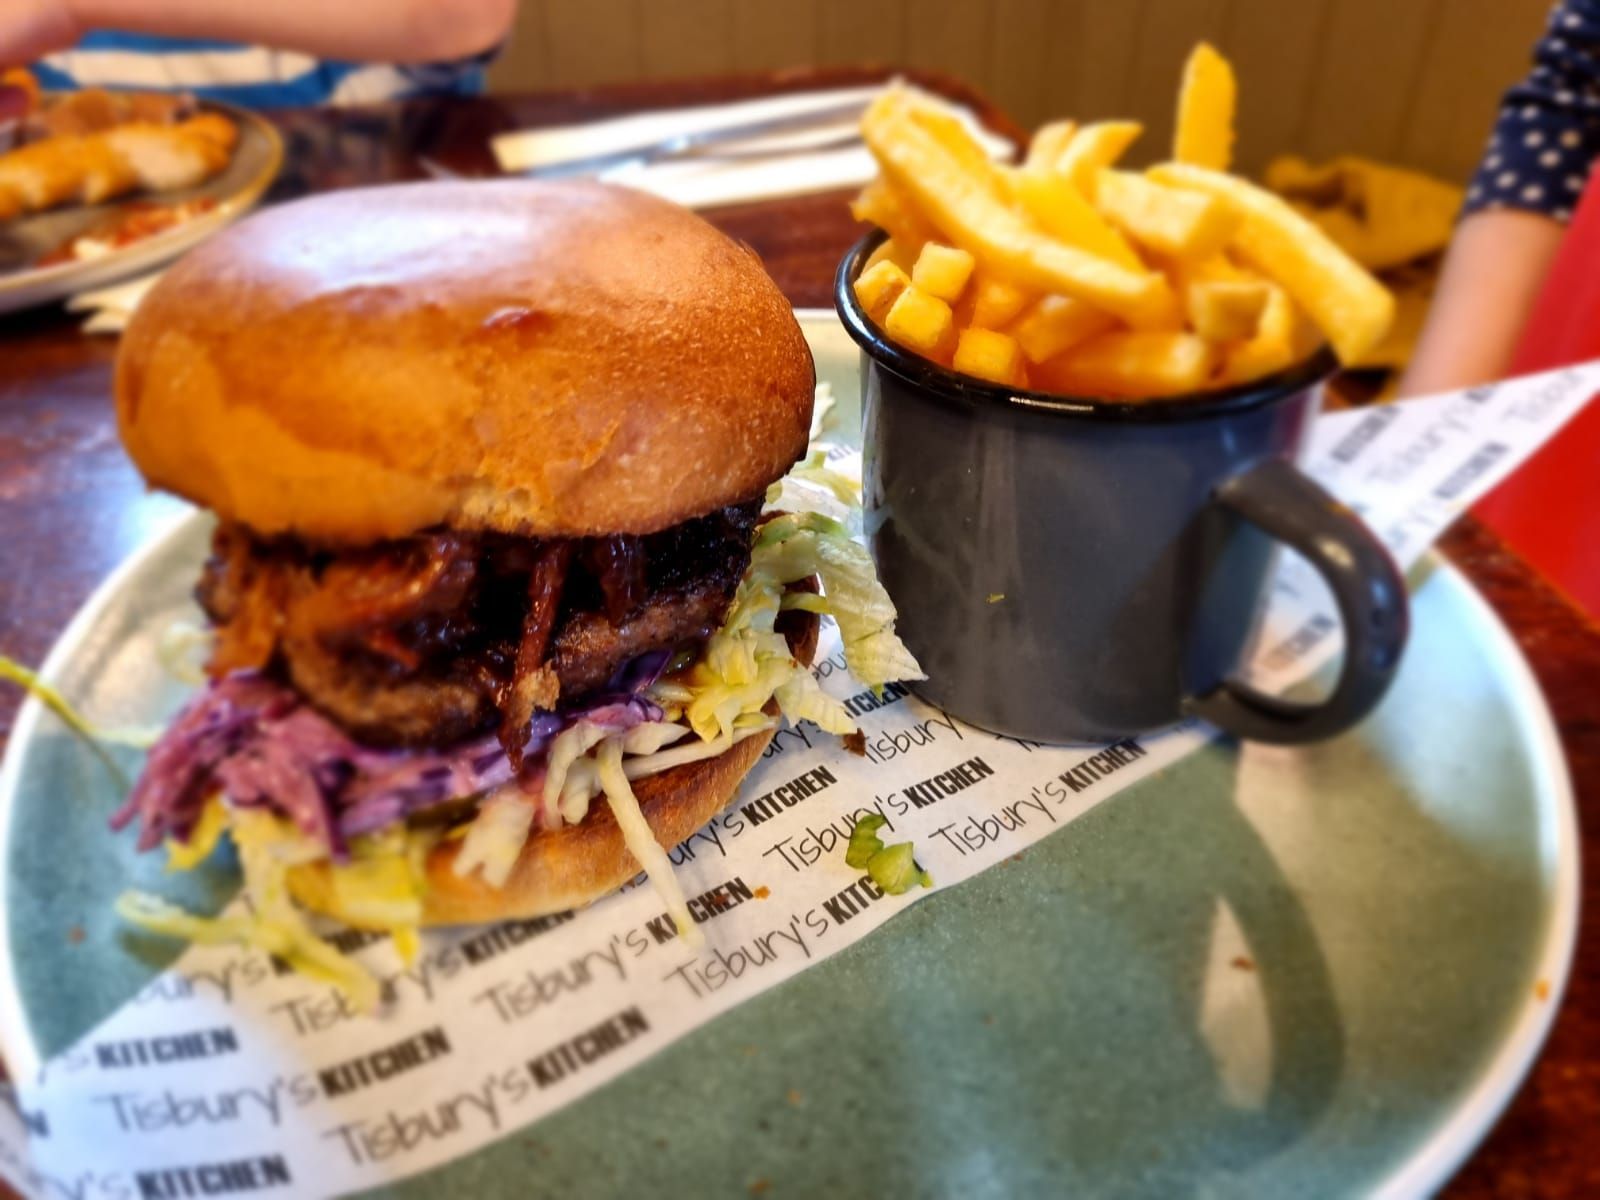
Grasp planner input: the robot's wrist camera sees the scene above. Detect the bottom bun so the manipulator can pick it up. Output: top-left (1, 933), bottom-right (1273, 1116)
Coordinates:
top-left (288, 607), bottom-right (818, 927)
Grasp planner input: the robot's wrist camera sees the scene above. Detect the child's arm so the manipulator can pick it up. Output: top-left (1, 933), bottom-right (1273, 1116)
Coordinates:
top-left (1401, 0), bottom-right (1600, 395)
top-left (4, 0), bottom-right (516, 66)
top-left (1397, 209), bottom-right (1565, 397)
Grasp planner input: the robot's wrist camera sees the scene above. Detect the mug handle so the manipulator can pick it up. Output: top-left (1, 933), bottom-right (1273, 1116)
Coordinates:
top-left (1185, 458), bottom-right (1410, 744)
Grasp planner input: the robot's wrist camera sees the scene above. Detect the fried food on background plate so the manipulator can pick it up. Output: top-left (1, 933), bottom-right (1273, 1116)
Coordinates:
top-left (0, 113), bottom-right (239, 221)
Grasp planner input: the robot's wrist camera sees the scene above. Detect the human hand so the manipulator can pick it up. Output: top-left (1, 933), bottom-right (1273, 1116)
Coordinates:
top-left (1, 0), bottom-right (79, 67)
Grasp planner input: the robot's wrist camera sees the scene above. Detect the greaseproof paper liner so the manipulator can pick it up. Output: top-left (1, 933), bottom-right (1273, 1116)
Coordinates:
top-left (0, 362), bottom-right (1594, 1198)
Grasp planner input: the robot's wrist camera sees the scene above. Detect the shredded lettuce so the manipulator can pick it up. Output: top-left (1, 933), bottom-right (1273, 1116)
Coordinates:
top-left (753, 514), bottom-right (925, 687)
top-left (649, 680), bottom-right (695, 705)
top-left (545, 722), bottom-right (610, 822)
top-left (453, 790), bottom-right (537, 889)
top-left (392, 925), bottom-right (421, 967)
top-left (623, 722), bottom-right (769, 776)
top-left (773, 668), bottom-right (855, 735)
top-left (116, 893), bottom-right (266, 947)
top-left (164, 794), bottom-right (229, 872)
top-left (779, 592), bottom-right (832, 616)
top-left (809, 382), bottom-right (836, 442)
top-left (754, 510), bottom-right (852, 546)
top-left (121, 809), bottom-right (382, 1011)
top-left (621, 722), bottom-right (690, 755)
top-left (664, 504), bottom-right (922, 748)
top-left (787, 449), bottom-right (862, 506)
top-left (684, 652), bottom-right (794, 743)
top-left (156, 619), bottom-right (214, 687)
top-left (0, 655), bottom-right (161, 749)
top-left (558, 757), bottom-right (600, 822)
top-left (328, 826), bottom-right (431, 928)
top-left (596, 738), bottom-right (703, 948)
top-left (537, 700), bottom-right (662, 825)
top-left (507, 721), bottom-right (754, 868)
top-left (844, 813), bottom-right (932, 895)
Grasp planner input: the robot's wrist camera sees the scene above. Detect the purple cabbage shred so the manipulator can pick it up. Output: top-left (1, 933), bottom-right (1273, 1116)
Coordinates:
top-left (112, 666), bottom-right (664, 861)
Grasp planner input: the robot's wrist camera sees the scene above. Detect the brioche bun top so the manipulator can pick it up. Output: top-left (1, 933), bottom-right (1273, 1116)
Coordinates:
top-left (115, 180), bottom-right (814, 544)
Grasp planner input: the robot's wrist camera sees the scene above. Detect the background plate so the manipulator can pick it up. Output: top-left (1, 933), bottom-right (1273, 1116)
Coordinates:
top-left (0, 314), bottom-right (1577, 1197)
top-left (0, 100), bottom-right (282, 315)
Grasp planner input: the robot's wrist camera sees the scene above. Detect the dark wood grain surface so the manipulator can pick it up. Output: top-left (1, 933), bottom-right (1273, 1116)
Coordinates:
top-left (0, 69), bottom-right (1593, 1197)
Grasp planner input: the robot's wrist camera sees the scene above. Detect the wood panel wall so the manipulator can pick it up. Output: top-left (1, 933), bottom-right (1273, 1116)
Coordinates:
top-left (488, 0), bottom-right (1554, 182)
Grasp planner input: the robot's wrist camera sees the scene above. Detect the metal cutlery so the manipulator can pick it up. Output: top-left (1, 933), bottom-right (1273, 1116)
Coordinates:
top-left (519, 98), bottom-right (869, 179)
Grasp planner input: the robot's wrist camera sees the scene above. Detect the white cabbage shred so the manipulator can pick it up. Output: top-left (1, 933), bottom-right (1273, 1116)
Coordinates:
top-left (596, 738), bottom-right (702, 947)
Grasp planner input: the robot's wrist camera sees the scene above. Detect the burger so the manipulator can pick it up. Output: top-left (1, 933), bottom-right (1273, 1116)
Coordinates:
top-left (108, 180), bottom-right (920, 1005)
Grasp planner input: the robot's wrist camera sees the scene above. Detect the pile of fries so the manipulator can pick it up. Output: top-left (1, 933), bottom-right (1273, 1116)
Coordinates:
top-left (851, 45), bottom-right (1395, 398)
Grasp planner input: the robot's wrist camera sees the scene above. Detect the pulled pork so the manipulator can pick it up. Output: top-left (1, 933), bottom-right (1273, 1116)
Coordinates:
top-left (195, 501), bottom-right (761, 754)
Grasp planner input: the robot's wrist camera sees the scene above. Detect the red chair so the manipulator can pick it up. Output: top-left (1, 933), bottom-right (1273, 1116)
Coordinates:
top-left (1473, 180), bottom-right (1600, 619)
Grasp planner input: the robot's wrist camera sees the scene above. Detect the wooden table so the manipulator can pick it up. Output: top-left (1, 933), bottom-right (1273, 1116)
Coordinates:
top-left (0, 69), bottom-right (1595, 1197)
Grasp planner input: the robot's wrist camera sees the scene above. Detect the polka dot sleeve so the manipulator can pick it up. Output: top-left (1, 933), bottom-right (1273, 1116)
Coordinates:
top-left (1464, 0), bottom-right (1600, 223)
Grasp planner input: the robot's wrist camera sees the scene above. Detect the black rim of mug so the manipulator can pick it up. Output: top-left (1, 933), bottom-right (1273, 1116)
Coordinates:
top-left (834, 229), bottom-right (1342, 424)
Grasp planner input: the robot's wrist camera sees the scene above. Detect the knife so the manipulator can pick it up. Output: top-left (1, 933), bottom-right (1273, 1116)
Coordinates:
top-left (519, 97), bottom-right (870, 180)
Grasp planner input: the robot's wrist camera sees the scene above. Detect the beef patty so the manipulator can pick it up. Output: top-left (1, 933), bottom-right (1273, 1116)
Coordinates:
top-left (196, 502), bottom-right (762, 750)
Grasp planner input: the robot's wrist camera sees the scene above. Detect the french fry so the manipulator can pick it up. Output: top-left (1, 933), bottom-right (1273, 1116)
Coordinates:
top-left (1162, 251), bottom-right (1248, 319)
top-left (1095, 169), bottom-right (1238, 260)
top-left (912, 242), bottom-right (977, 302)
top-left (1011, 167), bottom-right (1143, 269)
top-left (1174, 42), bottom-right (1236, 170)
top-left (1188, 278), bottom-right (1270, 342)
top-left (854, 259), bottom-right (912, 320)
top-left (953, 327), bottom-right (1026, 386)
top-left (1034, 330), bottom-right (1217, 398)
top-left (1348, 274), bottom-right (1430, 370)
top-left (856, 45), bottom-right (1391, 399)
top-left (1057, 121), bottom-right (1143, 193)
top-left (970, 274), bottom-right (1035, 329)
top-left (1025, 119), bottom-right (1078, 171)
top-left (1150, 162), bottom-right (1395, 364)
top-left (864, 236), bottom-right (917, 274)
top-left (1010, 295), bottom-right (1117, 365)
top-left (884, 284), bottom-right (956, 361)
top-left (863, 96), bottom-right (1178, 328)
top-left (951, 287), bottom-right (979, 332)
top-left (991, 163), bottom-right (1026, 203)
top-left (1164, 251), bottom-right (1248, 293)
top-left (1290, 299), bottom-right (1327, 360)
top-left (892, 88), bottom-right (1007, 195)
top-left (851, 177), bottom-right (938, 251)
top-left (1221, 285), bottom-right (1297, 384)
top-left (883, 86), bottom-right (1004, 202)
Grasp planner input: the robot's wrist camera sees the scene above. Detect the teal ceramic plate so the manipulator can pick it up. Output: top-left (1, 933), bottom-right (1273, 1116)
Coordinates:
top-left (0, 313), bottom-right (1578, 1197)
